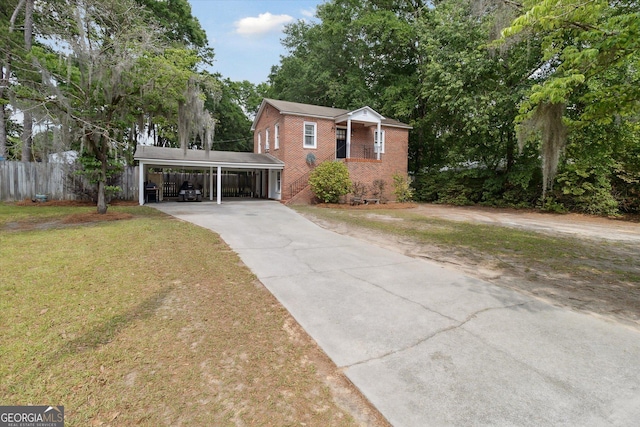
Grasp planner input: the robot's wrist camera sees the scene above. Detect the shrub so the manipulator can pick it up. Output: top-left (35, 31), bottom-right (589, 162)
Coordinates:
top-left (392, 173), bottom-right (414, 202)
top-left (351, 181), bottom-right (368, 198)
top-left (371, 179), bottom-right (387, 202)
top-left (556, 163), bottom-right (619, 215)
top-left (308, 161), bottom-right (352, 203)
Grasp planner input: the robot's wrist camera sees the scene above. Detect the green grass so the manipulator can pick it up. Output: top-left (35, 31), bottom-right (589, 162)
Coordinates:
top-left (0, 204), bottom-right (366, 426)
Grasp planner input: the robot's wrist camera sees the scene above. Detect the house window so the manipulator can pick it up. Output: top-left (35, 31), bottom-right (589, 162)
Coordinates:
top-left (266, 128), bottom-right (270, 152)
top-left (374, 130), bottom-right (385, 154)
top-left (276, 171), bottom-right (281, 193)
top-left (303, 122), bottom-right (317, 149)
top-left (274, 124), bottom-right (280, 149)
top-left (258, 132), bottom-right (262, 153)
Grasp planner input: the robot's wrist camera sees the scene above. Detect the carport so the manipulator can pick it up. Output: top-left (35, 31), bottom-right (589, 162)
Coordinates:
top-left (133, 145), bottom-right (285, 205)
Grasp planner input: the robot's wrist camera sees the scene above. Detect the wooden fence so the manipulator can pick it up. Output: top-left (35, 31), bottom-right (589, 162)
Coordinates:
top-left (0, 161), bottom-right (140, 202)
top-left (0, 161), bottom-right (257, 202)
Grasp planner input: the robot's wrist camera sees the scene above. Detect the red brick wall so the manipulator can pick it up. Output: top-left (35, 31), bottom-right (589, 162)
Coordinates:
top-left (343, 126), bottom-right (409, 202)
top-left (253, 104), bottom-right (409, 202)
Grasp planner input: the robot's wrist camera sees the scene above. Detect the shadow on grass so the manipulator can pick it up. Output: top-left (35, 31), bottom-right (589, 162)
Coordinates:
top-left (50, 286), bottom-right (174, 361)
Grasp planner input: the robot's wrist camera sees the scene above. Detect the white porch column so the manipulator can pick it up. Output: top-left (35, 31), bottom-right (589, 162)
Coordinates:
top-left (376, 122), bottom-right (381, 161)
top-left (346, 118), bottom-right (352, 159)
top-left (209, 167), bottom-right (214, 201)
top-left (216, 166), bottom-right (222, 205)
top-left (138, 161), bottom-right (145, 205)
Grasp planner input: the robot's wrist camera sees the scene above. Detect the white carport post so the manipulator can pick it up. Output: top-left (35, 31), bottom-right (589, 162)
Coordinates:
top-left (376, 121), bottom-right (381, 161)
top-left (138, 161), bottom-right (145, 205)
top-left (209, 167), bottom-right (214, 201)
top-left (216, 166), bottom-right (222, 204)
top-left (346, 117), bottom-right (352, 159)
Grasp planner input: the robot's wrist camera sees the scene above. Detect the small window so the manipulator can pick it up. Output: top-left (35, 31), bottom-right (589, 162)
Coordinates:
top-left (265, 128), bottom-right (270, 152)
top-left (258, 132), bottom-right (262, 154)
top-left (274, 124), bottom-right (280, 149)
top-left (303, 122), bottom-right (317, 149)
top-left (276, 171), bottom-right (281, 193)
top-left (374, 130), bottom-right (385, 154)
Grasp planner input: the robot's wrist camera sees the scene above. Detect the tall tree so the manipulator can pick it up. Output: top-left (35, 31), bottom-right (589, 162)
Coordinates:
top-left (500, 0), bottom-right (640, 195)
top-left (415, 0), bottom-right (540, 171)
top-left (29, 0), bottom-right (213, 213)
top-left (0, 0), bottom-right (22, 159)
top-left (21, 0), bottom-right (34, 162)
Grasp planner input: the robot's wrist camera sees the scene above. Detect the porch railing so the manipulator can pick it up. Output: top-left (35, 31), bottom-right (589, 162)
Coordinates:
top-left (349, 146), bottom-right (376, 160)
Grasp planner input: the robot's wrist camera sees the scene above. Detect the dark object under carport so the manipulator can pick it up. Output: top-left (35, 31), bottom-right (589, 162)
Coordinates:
top-left (178, 181), bottom-right (202, 202)
top-left (145, 182), bottom-right (159, 203)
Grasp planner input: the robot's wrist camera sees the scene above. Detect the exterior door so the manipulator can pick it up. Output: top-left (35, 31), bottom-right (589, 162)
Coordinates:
top-left (336, 128), bottom-right (347, 158)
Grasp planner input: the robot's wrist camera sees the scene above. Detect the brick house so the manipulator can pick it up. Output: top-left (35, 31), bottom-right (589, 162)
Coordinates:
top-left (252, 98), bottom-right (411, 203)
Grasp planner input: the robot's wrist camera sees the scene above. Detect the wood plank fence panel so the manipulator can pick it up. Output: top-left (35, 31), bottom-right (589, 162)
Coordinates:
top-left (0, 161), bottom-right (140, 202)
top-left (1, 162), bottom-right (259, 202)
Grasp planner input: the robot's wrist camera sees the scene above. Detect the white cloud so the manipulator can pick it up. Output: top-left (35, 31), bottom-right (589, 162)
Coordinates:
top-left (300, 8), bottom-right (316, 19)
top-left (234, 13), bottom-right (294, 36)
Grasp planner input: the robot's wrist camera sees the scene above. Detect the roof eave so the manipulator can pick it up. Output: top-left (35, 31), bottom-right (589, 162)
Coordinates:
top-left (135, 158), bottom-right (284, 169)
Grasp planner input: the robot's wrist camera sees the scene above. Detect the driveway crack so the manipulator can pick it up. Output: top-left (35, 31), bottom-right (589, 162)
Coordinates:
top-left (341, 302), bottom-right (530, 369)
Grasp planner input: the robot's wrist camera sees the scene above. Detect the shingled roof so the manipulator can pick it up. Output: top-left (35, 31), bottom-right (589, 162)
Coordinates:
top-left (134, 145), bottom-right (284, 169)
top-left (252, 98), bottom-right (412, 130)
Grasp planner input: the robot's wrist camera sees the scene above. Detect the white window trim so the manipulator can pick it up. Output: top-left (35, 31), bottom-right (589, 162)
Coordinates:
top-left (274, 124), bottom-right (280, 149)
top-left (276, 171), bottom-right (281, 193)
top-left (258, 132), bottom-right (262, 154)
top-left (265, 128), bottom-right (270, 152)
top-left (303, 122), bottom-right (317, 149)
top-left (374, 129), bottom-right (386, 154)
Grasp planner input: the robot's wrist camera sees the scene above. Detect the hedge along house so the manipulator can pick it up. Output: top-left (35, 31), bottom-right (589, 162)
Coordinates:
top-left (133, 145), bottom-right (284, 205)
top-left (252, 99), bottom-right (412, 203)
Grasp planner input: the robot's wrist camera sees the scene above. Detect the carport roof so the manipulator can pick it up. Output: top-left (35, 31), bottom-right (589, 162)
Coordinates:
top-left (134, 145), bottom-right (284, 169)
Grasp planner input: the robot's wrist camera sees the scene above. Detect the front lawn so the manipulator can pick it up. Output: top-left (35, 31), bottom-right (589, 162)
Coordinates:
top-left (0, 203), bottom-right (381, 426)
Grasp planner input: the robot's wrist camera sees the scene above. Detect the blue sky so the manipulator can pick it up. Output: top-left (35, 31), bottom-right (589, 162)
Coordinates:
top-left (189, 0), bottom-right (325, 84)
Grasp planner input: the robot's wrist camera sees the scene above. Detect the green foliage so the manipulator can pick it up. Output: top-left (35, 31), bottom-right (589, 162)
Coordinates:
top-left (413, 154), bottom-right (543, 208)
top-left (500, 0), bottom-right (640, 124)
top-left (74, 153), bottom-right (124, 202)
top-left (556, 163), bottom-right (619, 216)
top-left (208, 77), bottom-right (264, 152)
top-left (392, 174), bottom-right (414, 203)
top-left (135, 0), bottom-right (208, 49)
top-left (308, 161), bottom-right (352, 203)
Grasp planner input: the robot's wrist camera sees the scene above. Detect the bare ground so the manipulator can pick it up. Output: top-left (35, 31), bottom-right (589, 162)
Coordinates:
top-left (298, 203), bottom-right (640, 329)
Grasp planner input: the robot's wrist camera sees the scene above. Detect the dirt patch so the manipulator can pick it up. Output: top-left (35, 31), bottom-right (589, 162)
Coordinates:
top-left (314, 202), bottom-right (417, 210)
top-left (299, 204), bottom-right (640, 329)
top-left (62, 212), bottom-right (134, 224)
top-left (411, 204), bottom-right (640, 242)
top-left (15, 198), bottom-right (139, 207)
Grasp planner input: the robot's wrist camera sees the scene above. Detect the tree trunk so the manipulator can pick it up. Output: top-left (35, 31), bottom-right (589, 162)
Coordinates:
top-left (0, 61), bottom-right (6, 157)
top-left (2, 0), bottom-right (26, 157)
top-left (506, 128), bottom-right (515, 172)
top-left (21, 112), bottom-right (32, 161)
top-left (97, 180), bottom-right (107, 214)
top-left (97, 145), bottom-right (108, 214)
top-left (0, 103), bottom-right (6, 159)
top-left (21, 0), bottom-right (34, 162)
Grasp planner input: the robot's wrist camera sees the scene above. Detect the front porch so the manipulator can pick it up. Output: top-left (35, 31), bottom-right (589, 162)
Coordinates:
top-left (334, 107), bottom-right (385, 161)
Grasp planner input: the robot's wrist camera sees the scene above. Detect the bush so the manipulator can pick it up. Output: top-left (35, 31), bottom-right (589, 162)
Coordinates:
top-left (351, 181), bottom-right (368, 199)
top-left (392, 173), bottom-right (414, 202)
top-left (556, 163), bottom-right (619, 215)
top-left (308, 161), bottom-right (352, 203)
top-left (67, 153), bottom-right (123, 203)
top-left (371, 179), bottom-right (387, 202)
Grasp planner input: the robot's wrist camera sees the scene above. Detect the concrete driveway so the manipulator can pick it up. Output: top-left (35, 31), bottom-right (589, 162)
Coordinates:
top-left (153, 200), bottom-right (640, 426)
